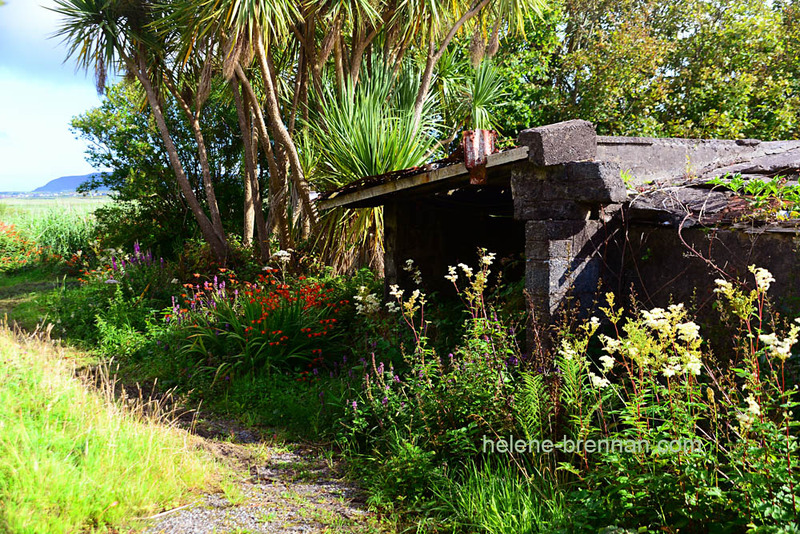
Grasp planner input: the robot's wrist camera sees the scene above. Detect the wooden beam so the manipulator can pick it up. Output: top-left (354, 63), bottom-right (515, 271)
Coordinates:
top-left (318, 147), bottom-right (529, 210)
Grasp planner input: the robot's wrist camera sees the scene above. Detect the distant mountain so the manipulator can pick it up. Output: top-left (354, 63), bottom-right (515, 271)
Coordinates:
top-left (33, 173), bottom-right (108, 193)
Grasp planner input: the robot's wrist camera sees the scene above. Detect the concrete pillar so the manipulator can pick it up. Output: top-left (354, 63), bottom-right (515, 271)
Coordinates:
top-left (513, 121), bottom-right (627, 337)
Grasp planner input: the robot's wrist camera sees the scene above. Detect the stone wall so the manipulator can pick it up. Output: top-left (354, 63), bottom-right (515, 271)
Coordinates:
top-left (605, 223), bottom-right (800, 319)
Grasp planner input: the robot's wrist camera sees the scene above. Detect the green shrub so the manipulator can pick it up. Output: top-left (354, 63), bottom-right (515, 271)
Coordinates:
top-left (341, 251), bottom-right (520, 503)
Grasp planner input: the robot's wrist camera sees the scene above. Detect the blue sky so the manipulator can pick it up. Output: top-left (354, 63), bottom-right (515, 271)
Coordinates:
top-left (0, 0), bottom-right (105, 191)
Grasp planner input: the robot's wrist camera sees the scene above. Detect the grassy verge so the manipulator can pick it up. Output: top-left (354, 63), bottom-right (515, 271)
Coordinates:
top-left (0, 269), bottom-right (66, 331)
top-left (0, 326), bottom-right (224, 533)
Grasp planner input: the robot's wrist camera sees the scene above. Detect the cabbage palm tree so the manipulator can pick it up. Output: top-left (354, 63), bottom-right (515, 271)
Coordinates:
top-left (52, 0), bottom-right (229, 261)
top-left (171, 0), bottom-right (319, 234)
top-left (308, 60), bottom-right (441, 272)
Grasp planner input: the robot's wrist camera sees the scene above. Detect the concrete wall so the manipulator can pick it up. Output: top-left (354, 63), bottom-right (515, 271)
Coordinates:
top-left (604, 223), bottom-right (800, 319)
top-left (597, 136), bottom-right (764, 185)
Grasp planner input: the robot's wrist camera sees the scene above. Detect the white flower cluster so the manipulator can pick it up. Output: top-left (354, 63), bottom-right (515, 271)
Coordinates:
top-left (445, 265), bottom-right (458, 284)
top-left (403, 259), bottom-right (423, 285)
top-left (737, 394), bottom-right (762, 432)
top-left (713, 278), bottom-right (734, 297)
top-left (272, 250), bottom-right (291, 264)
top-left (589, 371), bottom-right (611, 389)
top-left (558, 339), bottom-right (579, 361)
top-left (481, 252), bottom-right (496, 266)
top-left (748, 265), bottom-right (775, 293)
top-left (600, 302), bottom-right (703, 378)
top-left (458, 263), bottom-right (473, 278)
top-left (404, 289), bottom-right (426, 313)
top-left (759, 323), bottom-right (799, 361)
top-left (389, 284), bottom-right (404, 300)
top-left (353, 285), bottom-right (380, 316)
top-left (599, 355), bottom-right (615, 373)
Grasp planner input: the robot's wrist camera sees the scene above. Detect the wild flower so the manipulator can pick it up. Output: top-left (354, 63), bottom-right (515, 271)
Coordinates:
top-left (589, 371), bottom-right (610, 388)
top-left (445, 265), bottom-right (458, 284)
top-left (272, 250), bottom-right (291, 264)
top-left (458, 263), bottom-right (473, 278)
top-left (599, 355), bottom-right (615, 373)
top-left (676, 321), bottom-right (701, 342)
top-left (389, 284), bottom-right (404, 300)
top-left (353, 286), bottom-right (381, 315)
top-left (661, 364), bottom-right (679, 378)
top-left (558, 339), bottom-right (579, 361)
top-left (748, 265), bottom-right (775, 293)
top-left (759, 326), bottom-right (799, 361)
top-left (683, 355), bottom-right (703, 376)
top-left (746, 394), bottom-right (761, 417)
top-left (403, 259), bottom-right (423, 285)
top-left (480, 252), bottom-right (496, 266)
top-left (736, 411), bottom-right (754, 432)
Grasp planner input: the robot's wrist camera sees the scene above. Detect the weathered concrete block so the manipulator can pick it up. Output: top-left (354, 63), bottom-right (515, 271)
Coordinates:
top-left (512, 161), bottom-right (626, 220)
top-left (518, 120), bottom-right (597, 166)
top-left (516, 200), bottom-right (591, 221)
top-left (564, 161), bottom-right (627, 203)
top-left (525, 220), bottom-right (607, 320)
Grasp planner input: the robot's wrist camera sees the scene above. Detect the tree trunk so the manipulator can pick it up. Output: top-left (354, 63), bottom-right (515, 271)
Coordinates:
top-left (235, 65), bottom-right (292, 250)
top-left (254, 38), bottom-right (320, 230)
top-left (251, 127), bottom-right (270, 262)
top-left (163, 76), bottom-right (227, 247)
top-left (231, 79), bottom-right (255, 247)
top-left (126, 53), bottom-right (228, 262)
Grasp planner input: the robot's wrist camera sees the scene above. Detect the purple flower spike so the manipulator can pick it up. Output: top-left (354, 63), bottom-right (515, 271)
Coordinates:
top-left (351, 400), bottom-right (358, 411)
top-left (133, 241), bottom-right (140, 256)
top-left (112, 257), bottom-right (117, 270)
top-left (382, 397), bottom-right (388, 406)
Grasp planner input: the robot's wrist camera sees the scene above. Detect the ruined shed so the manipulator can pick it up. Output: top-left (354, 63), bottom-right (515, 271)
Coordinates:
top-left (318, 120), bottom-right (800, 324)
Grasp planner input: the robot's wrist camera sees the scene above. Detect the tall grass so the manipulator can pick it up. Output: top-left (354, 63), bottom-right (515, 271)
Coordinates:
top-left (0, 198), bottom-right (101, 258)
top-left (18, 210), bottom-right (96, 258)
top-left (435, 460), bottom-right (567, 534)
top-left (0, 326), bottom-right (223, 533)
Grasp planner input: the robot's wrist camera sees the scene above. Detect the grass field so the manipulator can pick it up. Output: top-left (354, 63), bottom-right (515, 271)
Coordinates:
top-left (0, 196), bottom-right (107, 264)
top-left (0, 196), bottom-right (110, 219)
top-left (0, 326), bottom-right (224, 534)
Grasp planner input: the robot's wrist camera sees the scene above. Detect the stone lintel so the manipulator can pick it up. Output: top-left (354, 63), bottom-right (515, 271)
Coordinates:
top-left (512, 161), bottom-right (626, 220)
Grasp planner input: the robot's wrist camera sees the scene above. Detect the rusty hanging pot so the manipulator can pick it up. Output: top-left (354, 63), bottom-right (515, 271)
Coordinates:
top-left (462, 129), bottom-right (497, 185)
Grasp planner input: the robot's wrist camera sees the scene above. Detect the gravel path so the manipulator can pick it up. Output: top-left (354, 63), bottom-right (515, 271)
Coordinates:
top-left (142, 421), bottom-right (387, 534)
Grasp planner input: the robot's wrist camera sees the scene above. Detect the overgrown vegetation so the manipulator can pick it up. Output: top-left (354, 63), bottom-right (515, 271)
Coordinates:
top-left (12, 225), bottom-right (798, 531)
top-left (5, 0), bottom-right (800, 530)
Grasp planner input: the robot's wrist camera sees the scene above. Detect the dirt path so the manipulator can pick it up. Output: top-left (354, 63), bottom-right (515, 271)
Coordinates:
top-left (142, 430), bottom-right (386, 533)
